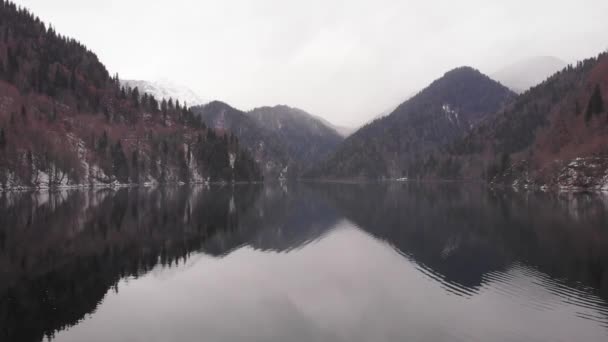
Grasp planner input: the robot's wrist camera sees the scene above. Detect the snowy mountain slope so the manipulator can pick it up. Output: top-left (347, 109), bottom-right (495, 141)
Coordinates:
top-left (120, 79), bottom-right (207, 107)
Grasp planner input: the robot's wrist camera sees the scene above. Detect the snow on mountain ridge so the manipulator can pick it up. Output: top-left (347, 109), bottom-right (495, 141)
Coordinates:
top-left (120, 79), bottom-right (207, 107)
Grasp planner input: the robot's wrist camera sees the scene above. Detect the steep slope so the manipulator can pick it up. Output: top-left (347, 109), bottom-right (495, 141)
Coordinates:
top-left (191, 101), bottom-right (290, 179)
top-left (451, 52), bottom-right (608, 190)
top-left (247, 105), bottom-right (344, 166)
top-left (120, 79), bottom-right (207, 107)
top-left (308, 67), bottom-right (515, 179)
top-left (0, 1), bottom-right (261, 190)
top-left (313, 115), bottom-right (355, 137)
top-left (491, 56), bottom-right (567, 93)
top-left (374, 91), bottom-right (417, 121)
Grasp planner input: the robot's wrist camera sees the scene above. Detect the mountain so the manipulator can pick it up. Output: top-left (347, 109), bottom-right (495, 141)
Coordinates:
top-left (247, 105), bottom-right (344, 165)
top-left (332, 125), bottom-right (356, 137)
top-left (0, 1), bottom-right (261, 190)
top-left (307, 67), bottom-right (515, 179)
top-left (192, 103), bottom-right (345, 178)
top-left (449, 52), bottom-right (608, 190)
top-left (491, 56), bottom-right (567, 93)
top-left (328, 124), bottom-right (355, 137)
top-left (191, 101), bottom-right (291, 179)
top-left (312, 115), bottom-right (355, 137)
top-left (374, 91), bottom-right (417, 121)
top-left (120, 79), bottom-right (207, 107)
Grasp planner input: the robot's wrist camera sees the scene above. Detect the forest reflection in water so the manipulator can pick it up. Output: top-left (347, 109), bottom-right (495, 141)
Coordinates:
top-left (1, 183), bottom-right (607, 342)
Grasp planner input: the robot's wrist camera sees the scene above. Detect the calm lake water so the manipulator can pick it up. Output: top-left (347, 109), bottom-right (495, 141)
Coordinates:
top-left (1, 183), bottom-right (608, 342)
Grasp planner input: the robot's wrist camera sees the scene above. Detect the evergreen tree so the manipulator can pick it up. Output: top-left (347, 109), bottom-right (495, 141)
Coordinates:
top-left (0, 57), bottom-right (5, 79)
top-left (111, 140), bottom-right (129, 182)
top-left (47, 105), bottom-right (57, 123)
top-left (500, 152), bottom-right (511, 172)
top-left (6, 46), bottom-right (18, 82)
top-left (150, 96), bottom-right (158, 112)
top-left (0, 127), bottom-right (6, 149)
top-left (20, 104), bottom-right (27, 124)
top-left (142, 93), bottom-right (149, 109)
top-left (70, 70), bottom-right (76, 90)
top-left (132, 87), bottom-right (140, 107)
top-left (161, 99), bottom-right (167, 113)
top-left (586, 84), bottom-right (604, 121)
top-left (98, 130), bottom-right (109, 151)
top-left (131, 149), bottom-right (139, 183)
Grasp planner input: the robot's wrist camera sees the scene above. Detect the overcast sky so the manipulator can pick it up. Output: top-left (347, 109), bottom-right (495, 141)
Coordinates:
top-left (13, 0), bottom-right (608, 127)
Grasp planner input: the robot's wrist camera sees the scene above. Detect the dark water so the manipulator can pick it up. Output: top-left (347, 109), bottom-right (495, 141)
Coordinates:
top-left (1, 183), bottom-right (608, 342)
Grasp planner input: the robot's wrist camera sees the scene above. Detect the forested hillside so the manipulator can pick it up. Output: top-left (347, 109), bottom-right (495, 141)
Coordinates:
top-left (307, 67), bottom-right (515, 179)
top-left (192, 103), bottom-right (344, 179)
top-left (248, 105), bottom-right (343, 166)
top-left (0, 1), bottom-right (260, 190)
top-left (191, 101), bottom-right (290, 179)
top-left (307, 53), bottom-right (608, 190)
top-left (449, 52), bottom-right (608, 190)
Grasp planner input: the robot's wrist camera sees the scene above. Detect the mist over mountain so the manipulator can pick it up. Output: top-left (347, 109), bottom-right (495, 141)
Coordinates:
top-left (491, 56), bottom-right (568, 93)
top-left (312, 115), bottom-right (355, 137)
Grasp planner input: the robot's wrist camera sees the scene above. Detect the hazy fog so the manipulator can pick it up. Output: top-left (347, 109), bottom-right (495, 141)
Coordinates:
top-left (13, 0), bottom-right (608, 126)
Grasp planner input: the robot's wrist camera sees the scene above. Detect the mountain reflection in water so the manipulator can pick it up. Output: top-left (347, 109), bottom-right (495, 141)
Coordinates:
top-left (1, 183), bottom-right (607, 342)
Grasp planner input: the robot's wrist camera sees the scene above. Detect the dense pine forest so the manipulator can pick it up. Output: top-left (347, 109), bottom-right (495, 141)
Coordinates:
top-left (444, 53), bottom-right (608, 188)
top-left (0, 0), bottom-right (261, 189)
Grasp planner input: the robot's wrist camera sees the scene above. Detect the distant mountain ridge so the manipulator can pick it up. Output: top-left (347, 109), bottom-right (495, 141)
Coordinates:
top-left (191, 101), bottom-right (290, 179)
top-left (192, 102), bottom-right (345, 178)
top-left (307, 66), bottom-right (516, 179)
top-left (311, 115), bottom-right (355, 137)
top-left (491, 56), bottom-right (567, 93)
top-left (248, 105), bottom-right (344, 166)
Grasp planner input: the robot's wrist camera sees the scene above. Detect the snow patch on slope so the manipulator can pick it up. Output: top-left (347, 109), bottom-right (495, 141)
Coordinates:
top-left (442, 104), bottom-right (459, 124)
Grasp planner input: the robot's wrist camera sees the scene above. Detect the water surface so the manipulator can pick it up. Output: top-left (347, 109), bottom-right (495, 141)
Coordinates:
top-left (1, 183), bottom-right (608, 342)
